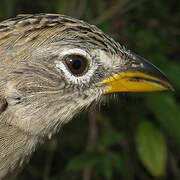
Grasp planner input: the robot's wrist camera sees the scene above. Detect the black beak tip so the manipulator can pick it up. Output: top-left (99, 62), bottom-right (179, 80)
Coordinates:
top-left (132, 53), bottom-right (174, 91)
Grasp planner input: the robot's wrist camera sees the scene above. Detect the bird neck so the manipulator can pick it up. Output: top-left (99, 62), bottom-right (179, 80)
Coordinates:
top-left (0, 122), bottom-right (39, 179)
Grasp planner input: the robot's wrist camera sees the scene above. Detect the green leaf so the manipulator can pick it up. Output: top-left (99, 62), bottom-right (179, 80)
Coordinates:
top-left (97, 130), bottom-right (123, 151)
top-left (67, 150), bottom-right (125, 180)
top-left (97, 152), bottom-right (113, 180)
top-left (66, 152), bottom-right (100, 171)
top-left (110, 152), bottom-right (131, 178)
top-left (94, 152), bottom-right (123, 180)
top-left (145, 93), bottom-right (180, 146)
top-left (135, 120), bottom-right (167, 177)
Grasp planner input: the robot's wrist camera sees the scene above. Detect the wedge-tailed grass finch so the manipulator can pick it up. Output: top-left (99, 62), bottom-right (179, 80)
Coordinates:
top-left (0, 14), bottom-right (173, 179)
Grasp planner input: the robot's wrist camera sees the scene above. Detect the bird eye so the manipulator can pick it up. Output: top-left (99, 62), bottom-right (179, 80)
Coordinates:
top-left (64, 55), bottom-right (89, 76)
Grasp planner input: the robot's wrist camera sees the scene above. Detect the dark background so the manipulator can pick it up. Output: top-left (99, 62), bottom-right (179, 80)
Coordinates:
top-left (0, 0), bottom-right (179, 179)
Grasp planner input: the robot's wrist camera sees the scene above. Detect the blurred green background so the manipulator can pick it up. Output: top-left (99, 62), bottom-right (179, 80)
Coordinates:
top-left (1, 0), bottom-right (179, 179)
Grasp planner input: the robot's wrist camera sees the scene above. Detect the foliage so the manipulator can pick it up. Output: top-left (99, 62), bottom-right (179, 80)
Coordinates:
top-left (135, 120), bottom-right (167, 177)
top-left (0, 0), bottom-right (179, 179)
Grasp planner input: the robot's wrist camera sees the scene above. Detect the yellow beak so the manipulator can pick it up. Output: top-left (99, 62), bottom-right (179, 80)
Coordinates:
top-left (98, 54), bottom-right (173, 94)
top-left (100, 71), bottom-right (173, 94)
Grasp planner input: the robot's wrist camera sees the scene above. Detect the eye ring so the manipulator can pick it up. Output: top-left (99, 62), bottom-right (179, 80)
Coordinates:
top-left (55, 48), bottom-right (98, 84)
top-left (63, 54), bottom-right (89, 76)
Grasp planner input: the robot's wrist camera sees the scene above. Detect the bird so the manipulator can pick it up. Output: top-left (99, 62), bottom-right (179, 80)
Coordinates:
top-left (0, 13), bottom-right (173, 179)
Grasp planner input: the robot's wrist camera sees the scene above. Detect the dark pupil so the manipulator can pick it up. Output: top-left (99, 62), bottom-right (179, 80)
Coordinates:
top-left (72, 59), bottom-right (82, 70)
top-left (65, 55), bottom-right (88, 76)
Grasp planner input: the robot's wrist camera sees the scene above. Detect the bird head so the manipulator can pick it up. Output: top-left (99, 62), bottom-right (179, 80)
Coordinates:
top-left (0, 14), bottom-right (174, 179)
top-left (1, 14), bottom-right (173, 138)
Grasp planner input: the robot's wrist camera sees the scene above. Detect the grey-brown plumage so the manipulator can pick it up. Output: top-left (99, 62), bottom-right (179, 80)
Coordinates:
top-left (0, 14), bottom-right (172, 179)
